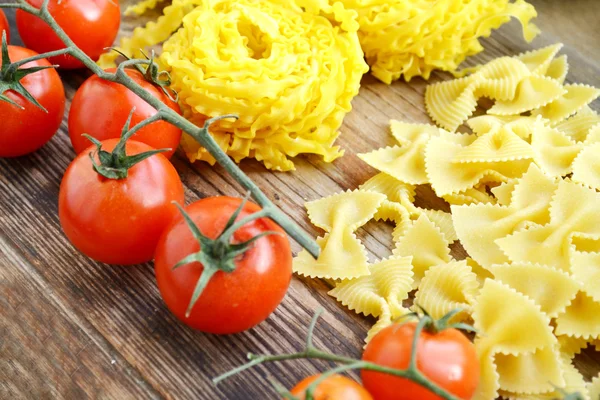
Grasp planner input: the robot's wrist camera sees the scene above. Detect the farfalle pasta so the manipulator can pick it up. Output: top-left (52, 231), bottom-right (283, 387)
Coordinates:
top-left (293, 190), bottom-right (385, 279)
top-left (103, 0), bottom-right (368, 171)
top-left (328, 256), bottom-right (413, 343)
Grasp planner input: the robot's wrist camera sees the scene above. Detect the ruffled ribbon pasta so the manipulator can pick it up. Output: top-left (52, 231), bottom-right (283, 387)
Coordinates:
top-left (103, 0), bottom-right (368, 171)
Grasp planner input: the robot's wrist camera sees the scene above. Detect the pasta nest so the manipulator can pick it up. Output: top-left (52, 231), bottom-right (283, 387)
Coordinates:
top-left (317, 0), bottom-right (540, 83)
top-left (102, 0), bottom-right (368, 171)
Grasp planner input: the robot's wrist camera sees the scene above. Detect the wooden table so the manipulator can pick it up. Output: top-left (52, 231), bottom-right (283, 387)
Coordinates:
top-left (2, 1), bottom-right (599, 398)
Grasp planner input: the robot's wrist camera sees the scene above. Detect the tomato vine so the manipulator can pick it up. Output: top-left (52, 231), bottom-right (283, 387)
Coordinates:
top-left (0, 0), bottom-right (320, 258)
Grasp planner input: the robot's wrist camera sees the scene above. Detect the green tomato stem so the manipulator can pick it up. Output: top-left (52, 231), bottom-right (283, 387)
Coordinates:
top-left (0, 0), bottom-right (320, 258)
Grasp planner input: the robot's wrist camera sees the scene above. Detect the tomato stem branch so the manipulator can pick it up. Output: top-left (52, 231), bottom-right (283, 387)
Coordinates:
top-left (0, 0), bottom-right (320, 259)
top-left (213, 309), bottom-right (463, 400)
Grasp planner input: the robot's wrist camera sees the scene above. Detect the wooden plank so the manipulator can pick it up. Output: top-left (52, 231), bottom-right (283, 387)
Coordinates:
top-left (1, 0), bottom-right (599, 398)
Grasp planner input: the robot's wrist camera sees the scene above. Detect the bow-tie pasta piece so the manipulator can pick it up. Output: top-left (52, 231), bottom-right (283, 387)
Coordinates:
top-left (472, 57), bottom-right (532, 101)
top-left (572, 142), bottom-right (600, 190)
top-left (329, 256), bottom-right (413, 319)
top-left (489, 263), bottom-right (580, 317)
top-left (555, 291), bottom-right (600, 339)
top-left (359, 123), bottom-right (445, 185)
top-left (473, 346), bottom-right (501, 400)
top-left (488, 75), bottom-right (566, 116)
top-left (453, 164), bottom-right (557, 267)
top-left (491, 179), bottom-right (518, 205)
top-left (425, 135), bottom-right (532, 197)
top-left (556, 106), bottom-right (600, 142)
top-left (531, 119), bottom-right (583, 177)
top-left (443, 186), bottom-right (497, 206)
top-left (584, 123), bottom-right (600, 144)
top-left (570, 249), bottom-right (600, 303)
top-left (517, 43), bottom-right (564, 76)
top-left (495, 345), bottom-right (564, 395)
top-left (359, 173), bottom-right (416, 205)
top-left (498, 355), bottom-right (588, 400)
top-left (533, 84), bottom-right (600, 124)
top-left (467, 115), bottom-right (537, 140)
top-left (329, 256), bottom-right (414, 343)
top-left (425, 77), bottom-right (479, 132)
top-left (497, 180), bottom-right (600, 271)
top-left (413, 260), bottom-right (479, 321)
top-left (473, 279), bottom-right (555, 355)
top-left (393, 214), bottom-right (451, 288)
top-left (293, 190), bottom-right (386, 279)
top-left (546, 55), bottom-right (569, 84)
top-left (452, 126), bottom-right (535, 163)
top-left (419, 209), bottom-right (458, 243)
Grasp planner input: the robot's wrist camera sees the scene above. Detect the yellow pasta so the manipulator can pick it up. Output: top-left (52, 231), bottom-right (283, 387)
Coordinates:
top-left (328, 256), bottom-right (414, 343)
top-left (589, 375), bottom-right (600, 400)
top-left (555, 291), bottom-right (600, 339)
top-left (557, 106), bottom-right (600, 142)
top-left (473, 279), bottom-right (555, 355)
top-left (546, 55), bottom-right (569, 84)
top-left (489, 262), bottom-right (580, 317)
top-left (393, 214), bottom-right (451, 288)
top-left (516, 43), bottom-right (563, 76)
top-left (488, 75), bottom-right (565, 116)
top-left (495, 345), bottom-right (563, 394)
top-left (443, 186), bottom-right (497, 206)
top-left (490, 179), bottom-right (517, 205)
top-left (103, 0), bottom-right (368, 171)
top-left (530, 118), bottom-right (583, 177)
top-left (497, 180), bottom-right (600, 271)
top-left (453, 126), bottom-right (535, 163)
top-left (414, 260), bottom-right (479, 321)
top-left (125, 0), bottom-right (167, 15)
top-left (499, 355), bottom-right (588, 400)
top-left (425, 135), bottom-right (532, 197)
top-left (533, 84), bottom-right (600, 124)
top-left (293, 190), bottom-right (385, 279)
top-left (570, 249), bottom-right (600, 303)
top-left (473, 345), bottom-right (501, 400)
top-left (572, 142), bottom-right (600, 190)
top-left (329, 256), bottom-right (413, 319)
top-left (557, 335), bottom-right (589, 360)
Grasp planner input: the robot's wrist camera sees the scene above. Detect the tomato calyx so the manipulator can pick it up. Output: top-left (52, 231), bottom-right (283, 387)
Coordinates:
top-left (408, 307), bottom-right (477, 335)
top-left (110, 48), bottom-right (178, 102)
top-left (172, 195), bottom-right (282, 318)
top-left (0, 32), bottom-right (57, 111)
top-left (83, 109), bottom-right (171, 179)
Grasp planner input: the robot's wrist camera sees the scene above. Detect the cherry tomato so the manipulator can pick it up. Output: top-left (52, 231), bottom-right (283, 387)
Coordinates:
top-left (59, 139), bottom-right (185, 265)
top-left (16, 0), bottom-right (120, 69)
top-left (361, 323), bottom-right (479, 400)
top-left (0, 46), bottom-right (65, 157)
top-left (69, 68), bottom-right (182, 159)
top-left (154, 197), bottom-right (292, 334)
top-left (0, 10), bottom-right (9, 43)
top-left (290, 375), bottom-right (373, 400)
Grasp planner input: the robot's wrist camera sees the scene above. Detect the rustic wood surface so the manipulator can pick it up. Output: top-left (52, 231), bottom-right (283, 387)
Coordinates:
top-left (1, 1), bottom-right (599, 399)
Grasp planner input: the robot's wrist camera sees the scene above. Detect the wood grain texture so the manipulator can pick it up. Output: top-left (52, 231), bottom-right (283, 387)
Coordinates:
top-left (1, 1), bottom-right (599, 399)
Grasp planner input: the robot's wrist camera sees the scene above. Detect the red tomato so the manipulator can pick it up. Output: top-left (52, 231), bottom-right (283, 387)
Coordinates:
top-left (0, 10), bottom-right (9, 42)
top-left (361, 323), bottom-right (479, 400)
top-left (69, 68), bottom-right (182, 159)
top-left (154, 197), bottom-right (292, 334)
top-left (16, 0), bottom-right (120, 69)
top-left (290, 375), bottom-right (373, 400)
top-left (59, 139), bottom-right (184, 265)
top-left (0, 46), bottom-right (65, 157)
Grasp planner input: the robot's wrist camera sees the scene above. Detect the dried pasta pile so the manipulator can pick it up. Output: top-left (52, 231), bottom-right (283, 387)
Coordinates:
top-left (302, 0), bottom-right (540, 83)
top-left (294, 44), bottom-right (600, 399)
top-left (102, 0), bottom-right (368, 171)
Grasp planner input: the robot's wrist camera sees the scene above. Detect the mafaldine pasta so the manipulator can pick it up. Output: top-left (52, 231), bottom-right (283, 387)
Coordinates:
top-left (296, 43), bottom-right (600, 398)
top-left (102, 0), bottom-right (368, 171)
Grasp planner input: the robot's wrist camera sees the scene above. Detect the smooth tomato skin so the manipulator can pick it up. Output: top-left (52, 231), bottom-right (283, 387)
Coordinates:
top-left (59, 139), bottom-right (185, 265)
top-left (69, 69), bottom-right (182, 159)
top-left (290, 375), bottom-right (373, 400)
top-left (0, 10), bottom-right (9, 43)
top-left (154, 197), bottom-right (292, 334)
top-left (16, 0), bottom-right (120, 69)
top-left (361, 323), bottom-right (479, 400)
top-left (0, 46), bottom-right (65, 157)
